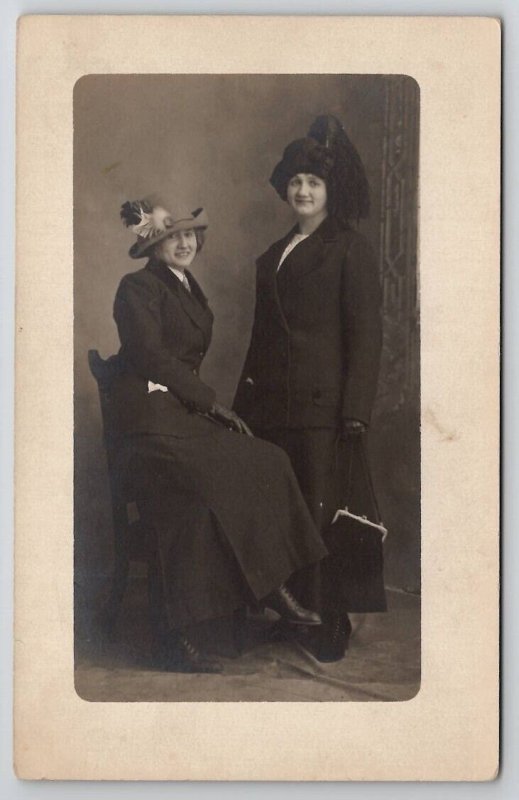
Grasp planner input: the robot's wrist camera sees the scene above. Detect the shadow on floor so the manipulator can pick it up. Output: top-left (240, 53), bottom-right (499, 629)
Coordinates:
top-left (75, 584), bottom-right (420, 702)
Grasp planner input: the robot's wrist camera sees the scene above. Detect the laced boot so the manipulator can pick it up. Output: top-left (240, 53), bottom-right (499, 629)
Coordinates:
top-left (158, 631), bottom-right (223, 674)
top-left (264, 584), bottom-right (322, 626)
top-left (316, 613), bottom-right (352, 663)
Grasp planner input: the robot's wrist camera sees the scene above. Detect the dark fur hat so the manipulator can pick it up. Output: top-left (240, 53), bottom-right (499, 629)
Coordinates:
top-left (270, 116), bottom-right (370, 223)
top-left (269, 138), bottom-right (334, 200)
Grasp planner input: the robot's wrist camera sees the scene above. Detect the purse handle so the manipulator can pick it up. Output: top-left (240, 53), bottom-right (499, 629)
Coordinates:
top-left (333, 433), bottom-right (388, 540)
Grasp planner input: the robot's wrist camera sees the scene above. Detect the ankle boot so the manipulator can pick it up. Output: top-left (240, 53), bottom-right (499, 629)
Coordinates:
top-left (264, 584), bottom-right (322, 626)
top-left (154, 631), bottom-right (223, 674)
top-left (316, 613), bottom-right (352, 662)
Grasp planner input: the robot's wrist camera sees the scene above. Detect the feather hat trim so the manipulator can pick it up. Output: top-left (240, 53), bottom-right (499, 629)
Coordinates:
top-left (121, 199), bottom-right (208, 259)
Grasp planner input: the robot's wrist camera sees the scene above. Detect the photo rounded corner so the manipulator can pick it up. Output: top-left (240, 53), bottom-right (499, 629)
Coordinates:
top-left (74, 673), bottom-right (104, 704)
top-left (400, 676), bottom-right (422, 704)
top-left (398, 73), bottom-right (421, 99)
top-left (73, 73), bottom-right (98, 100)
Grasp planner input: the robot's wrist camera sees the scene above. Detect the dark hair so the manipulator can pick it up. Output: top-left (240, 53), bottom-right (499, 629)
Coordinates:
top-left (194, 228), bottom-right (205, 252)
top-left (322, 166), bottom-right (370, 226)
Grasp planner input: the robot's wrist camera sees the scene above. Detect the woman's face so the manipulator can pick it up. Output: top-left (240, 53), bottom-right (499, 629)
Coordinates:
top-left (156, 229), bottom-right (198, 269)
top-left (286, 173), bottom-right (328, 220)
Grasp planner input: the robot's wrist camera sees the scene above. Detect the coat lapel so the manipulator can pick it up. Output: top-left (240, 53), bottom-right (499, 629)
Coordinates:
top-left (278, 216), bottom-right (341, 287)
top-left (148, 260), bottom-right (214, 341)
top-left (256, 228), bottom-right (298, 332)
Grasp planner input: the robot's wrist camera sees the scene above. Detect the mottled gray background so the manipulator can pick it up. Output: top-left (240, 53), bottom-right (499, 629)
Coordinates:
top-left (74, 74), bottom-right (419, 604)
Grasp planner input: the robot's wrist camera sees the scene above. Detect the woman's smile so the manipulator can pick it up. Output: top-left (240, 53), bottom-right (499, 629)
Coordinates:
top-left (156, 228), bottom-right (198, 268)
top-left (287, 173), bottom-right (327, 219)
top-left (286, 172), bottom-right (328, 232)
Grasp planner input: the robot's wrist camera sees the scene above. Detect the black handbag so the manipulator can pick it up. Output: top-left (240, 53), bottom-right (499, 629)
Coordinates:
top-left (321, 435), bottom-right (388, 613)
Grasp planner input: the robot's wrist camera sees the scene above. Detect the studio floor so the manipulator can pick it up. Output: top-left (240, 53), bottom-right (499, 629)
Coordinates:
top-left (75, 586), bottom-right (420, 703)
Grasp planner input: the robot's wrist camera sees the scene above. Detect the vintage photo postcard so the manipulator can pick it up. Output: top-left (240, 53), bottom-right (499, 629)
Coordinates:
top-left (15, 15), bottom-right (500, 780)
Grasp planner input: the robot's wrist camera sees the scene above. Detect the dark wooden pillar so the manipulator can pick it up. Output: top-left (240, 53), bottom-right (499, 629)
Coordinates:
top-left (372, 75), bottom-right (420, 591)
top-left (378, 75), bottom-right (420, 414)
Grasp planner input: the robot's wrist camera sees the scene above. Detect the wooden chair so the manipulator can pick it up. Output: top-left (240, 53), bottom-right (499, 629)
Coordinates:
top-left (87, 349), bottom-right (162, 643)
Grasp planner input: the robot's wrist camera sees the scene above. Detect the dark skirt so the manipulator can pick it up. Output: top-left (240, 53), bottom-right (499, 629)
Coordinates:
top-left (258, 427), bottom-right (387, 614)
top-left (321, 435), bottom-right (387, 613)
top-left (119, 419), bottom-right (327, 629)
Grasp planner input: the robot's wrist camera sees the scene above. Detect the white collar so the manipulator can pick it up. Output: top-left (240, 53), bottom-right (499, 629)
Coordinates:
top-left (168, 266), bottom-right (187, 284)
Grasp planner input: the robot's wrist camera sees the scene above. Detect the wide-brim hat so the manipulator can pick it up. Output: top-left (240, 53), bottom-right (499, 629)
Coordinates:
top-left (269, 137), bottom-right (334, 200)
top-left (120, 200), bottom-right (209, 259)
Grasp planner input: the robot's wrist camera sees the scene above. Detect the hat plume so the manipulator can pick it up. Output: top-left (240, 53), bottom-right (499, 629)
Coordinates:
top-left (120, 199), bottom-right (153, 228)
top-left (307, 115), bottom-right (370, 220)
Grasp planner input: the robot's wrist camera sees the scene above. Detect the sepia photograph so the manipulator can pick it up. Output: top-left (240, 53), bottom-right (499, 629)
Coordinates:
top-left (14, 14), bottom-right (500, 781)
top-left (73, 73), bottom-right (420, 702)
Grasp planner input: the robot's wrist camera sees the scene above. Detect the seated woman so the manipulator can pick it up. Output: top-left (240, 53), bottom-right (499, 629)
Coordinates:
top-left (109, 197), bottom-right (327, 673)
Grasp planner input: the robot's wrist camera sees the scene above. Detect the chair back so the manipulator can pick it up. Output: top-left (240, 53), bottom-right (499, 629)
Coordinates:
top-left (88, 349), bottom-right (152, 565)
top-left (87, 350), bottom-right (123, 456)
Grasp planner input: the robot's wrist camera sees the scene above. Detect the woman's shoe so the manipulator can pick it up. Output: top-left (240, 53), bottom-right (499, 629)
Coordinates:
top-left (315, 613), bottom-right (352, 663)
top-left (156, 632), bottom-right (223, 674)
top-left (264, 585), bottom-right (322, 626)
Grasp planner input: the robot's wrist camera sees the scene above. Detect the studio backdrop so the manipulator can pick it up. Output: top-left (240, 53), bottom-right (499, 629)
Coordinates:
top-left (73, 74), bottom-right (420, 624)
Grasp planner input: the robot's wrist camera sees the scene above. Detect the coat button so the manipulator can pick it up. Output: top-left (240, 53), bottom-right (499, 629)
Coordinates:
top-left (199, 351), bottom-right (204, 358)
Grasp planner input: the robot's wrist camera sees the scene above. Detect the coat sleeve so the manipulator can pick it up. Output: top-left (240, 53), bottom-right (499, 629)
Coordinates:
top-left (114, 273), bottom-right (216, 412)
top-left (341, 234), bottom-right (383, 426)
top-left (233, 268), bottom-right (262, 416)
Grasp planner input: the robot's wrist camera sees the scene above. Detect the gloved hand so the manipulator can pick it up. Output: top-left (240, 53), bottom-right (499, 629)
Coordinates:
top-left (210, 402), bottom-right (253, 436)
top-left (340, 418), bottom-right (367, 438)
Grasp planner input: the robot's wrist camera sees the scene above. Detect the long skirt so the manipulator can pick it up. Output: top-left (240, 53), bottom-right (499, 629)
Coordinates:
top-left (118, 423), bottom-right (327, 630)
top-left (258, 427), bottom-right (387, 614)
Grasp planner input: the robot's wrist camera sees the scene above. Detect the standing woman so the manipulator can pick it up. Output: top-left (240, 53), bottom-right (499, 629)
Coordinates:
top-left (234, 116), bottom-right (386, 662)
top-left (109, 197), bottom-right (327, 673)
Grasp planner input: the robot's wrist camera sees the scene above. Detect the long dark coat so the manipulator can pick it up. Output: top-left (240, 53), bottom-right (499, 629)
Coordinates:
top-left (234, 216), bottom-right (382, 429)
top-left (110, 258), bottom-right (327, 629)
top-left (234, 217), bottom-right (386, 614)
